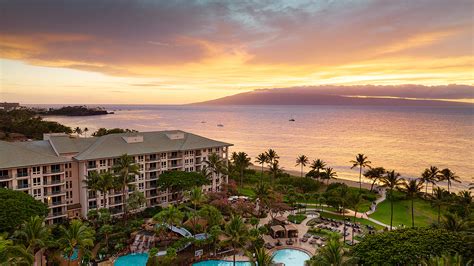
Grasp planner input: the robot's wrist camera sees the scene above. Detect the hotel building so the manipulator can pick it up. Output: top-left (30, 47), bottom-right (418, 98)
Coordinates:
top-left (0, 131), bottom-right (231, 224)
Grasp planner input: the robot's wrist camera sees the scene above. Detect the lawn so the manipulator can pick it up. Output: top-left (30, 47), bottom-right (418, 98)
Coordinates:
top-left (319, 212), bottom-right (384, 230)
top-left (237, 187), bottom-right (256, 197)
top-left (287, 214), bottom-right (307, 224)
top-left (369, 196), bottom-right (441, 228)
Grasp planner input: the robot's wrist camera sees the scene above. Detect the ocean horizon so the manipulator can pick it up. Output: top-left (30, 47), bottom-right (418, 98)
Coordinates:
top-left (36, 104), bottom-right (473, 191)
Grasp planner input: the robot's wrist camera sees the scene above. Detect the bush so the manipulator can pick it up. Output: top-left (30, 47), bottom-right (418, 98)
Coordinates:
top-left (361, 193), bottom-right (377, 202)
top-left (287, 214), bottom-right (307, 224)
top-left (277, 176), bottom-right (321, 193)
top-left (326, 182), bottom-right (346, 192)
top-left (141, 206), bottom-right (163, 218)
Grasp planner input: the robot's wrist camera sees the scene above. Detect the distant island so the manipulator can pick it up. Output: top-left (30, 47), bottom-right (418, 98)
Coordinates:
top-left (193, 85), bottom-right (473, 107)
top-left (37, 105), bottom-right (112, 116)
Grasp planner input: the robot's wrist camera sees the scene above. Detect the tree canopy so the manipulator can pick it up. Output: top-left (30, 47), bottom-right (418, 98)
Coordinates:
top-left (0, 188), bottom-right (48, 233)
top-left (157, 171), bottom-right (210, 192)
top-left (352, 228), bottom-right (472, 265)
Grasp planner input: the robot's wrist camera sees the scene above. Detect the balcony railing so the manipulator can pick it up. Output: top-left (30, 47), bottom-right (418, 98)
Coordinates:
top-left (0, 175), bottom-right (12, 180)
top-left (16, 173), bottom-right (29, 178)
top-left (44, 190), bottom-right (65, 196)
top-left (43, 179), bottom-right (65, 185)
top-left (51, 201), bottom-right (65, 206)
top-left (16, 184), bottom-right (30, 189)
top-left (48, 211), bottom-right (66, 218)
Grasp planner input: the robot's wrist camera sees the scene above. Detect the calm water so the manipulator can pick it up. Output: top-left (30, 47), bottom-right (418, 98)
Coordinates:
top-left (42, 105), bottom-right (473, 191)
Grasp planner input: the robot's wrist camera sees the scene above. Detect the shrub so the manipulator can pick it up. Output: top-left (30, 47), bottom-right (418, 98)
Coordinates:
top-left (287, 214), bottom-right (307, 224)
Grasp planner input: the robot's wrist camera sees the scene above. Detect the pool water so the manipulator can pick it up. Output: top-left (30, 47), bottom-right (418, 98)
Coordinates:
top-left (193, 261), bottom-right (251, 266)
top-left (273, 249), bottom-right (311, 266)
top-left (63, 248), bottom-right (79, 261)
top-left (114, 253), bottom-right (149, 266)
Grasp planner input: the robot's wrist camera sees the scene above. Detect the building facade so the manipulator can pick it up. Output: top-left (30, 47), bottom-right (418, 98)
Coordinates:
top-left (0, 131), bottom-right (231, 224)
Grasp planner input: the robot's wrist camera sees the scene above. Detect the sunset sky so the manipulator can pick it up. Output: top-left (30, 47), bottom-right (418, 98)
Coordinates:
top-left (0, 0), bottom-right (473, 104)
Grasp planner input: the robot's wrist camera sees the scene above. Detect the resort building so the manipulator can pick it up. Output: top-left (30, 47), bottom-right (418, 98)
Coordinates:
top-left (0, 131), bottom-right (232, 224)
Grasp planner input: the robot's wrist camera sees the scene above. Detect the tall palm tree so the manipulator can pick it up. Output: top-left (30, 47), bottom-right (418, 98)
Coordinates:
top-left (14, 216), bottom-right (50, 255)
top-left (0, 233), bottom-right (34, 266)
top-left (337, 185), bottom-right (350, 244)
top-left (322, 167), bottom-right (337, 185)
top-left (96, 171), bottom-right (115, 208)
top-left (189, 187), bottom-right (206, 232)
top-left (295, 155), bottom-right (309, 177)
top-left (439, 168), bottom-right (461, 193)
top-left (224, 215), bottom-right (248, 266)
top-left (456, 190), bottom-right (472, 218)
top-left (73, 127), bottom-right (82, 137)
top-left (422, 166), bottom-right (440, 196)
top-left (310, 159), bottom-right (326, 180)
top-left (363, 167), bottom-right (386, 192)
top-left (308, 236), bottom-right (346, 266)
top-left (205, 152), bottom-right (226, 184)
top-left (265, 149), bottom-right (279, 165)
top-left (59, 220), bottom-right (95, 266)
top-left (268, 160), bottom-right (282, 185)
top-left (441, 213), bottom-right (467, 232)
top-left (349, 192), bottom-right (362, 245)
top-left (232, 152), bottom-right (252, 187)
top-left (113, 154), bottom-right (140, 221)
top-left (251, 247), bottom-right (275, 266)
top-left (400, 179), bottom-right (424, 227)
top-left (430, 187), bottom-right (446, 225)
top-left (98, 224), bottom-right (113, 249)
top-left (255, 153), bottom-right (268, 179)
top-left (380, 170), bottom-right (404, 230)
top-left (153, 205), bottom-right (184, 246)
top-left (350, 154), bottom-right (371, 191)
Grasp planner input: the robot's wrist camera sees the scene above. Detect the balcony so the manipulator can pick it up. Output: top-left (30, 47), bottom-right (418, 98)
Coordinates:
top-left (43, 179), bottom-right (65, 186)
top-left (48, 211), bottom-right (66, 218)
top-left (16, 184), bottom-right (30, 189)
top-left (51, 201), bottom-right (66, 206)
top-left (43, 169), bottom-right (65, 175)
top-left (44, 190), bottom-right (66, 196)
top-left (146, 183), bottom-right (159, 189)
top-left (15, 173), bottom-right (29, 178)
top-left (0, 175), bottom-right (12, 180)
top-left (145, 166), bottom-right (158, 172)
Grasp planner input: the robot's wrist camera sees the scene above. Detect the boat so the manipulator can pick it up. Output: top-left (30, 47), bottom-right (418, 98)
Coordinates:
top-left (201, 121), bottom-right (206, 123)
top-left (289, 118), bottom-right (295, 122)
top-left (217, 124), bottom-right (224, 127)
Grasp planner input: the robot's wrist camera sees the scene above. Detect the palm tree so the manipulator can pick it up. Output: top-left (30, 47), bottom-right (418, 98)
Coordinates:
top-left (349, 193), bottom-right (362, 245)
top-left (205, 152), bottom-right (226, 184)
top-left (441, 213), bottom-right (467, 232)
top-left (198, 205), bottom-right (223, 231)
top-left (0, 233), bottom-right (34, 266)
top-left (14, 216), bottom-right (50, 255)
top-left (113, 154), bottom-right (140, 221)
top-left (59, 220), bottom-right (95, 266)
top-left (153, 206), bottom-right (184, 247)
top-left (400, 179), bottom-right (424, 227)
top-left (308, 236), bottom-right (346, 266)
top-left (255, 153), bottom-right (268, 179)
top-left (350, 154), bottom-right (371, 191)
top-left (430, 187), bottom-right (446, 225)
top-left (83, 171), bottom-right (100, 210)
top-left (96, 171), bottom-right (115, 208)
top-left (338, 186), bottom-right (350, 244)
top-left (208, 225), bottom-right (222, 257)
top-left (251, 247), bottom-right (275, 266)
top-left (310, 159), bottom-right (326, 180)
top-left (232, 152), bottom-right (251, 187)
top-left (380, 170), bottom-right (404, 230)
top-left (295, 155), bottom-right (309, 177)
top-left (439, 168), bottom-right (461, 193)
top-left (98, 224), bottom-right (113, 249)
top-left (265, 149), bottom-right (279, 165)
top-left (268, 160), bottom-right (282, 184)
top-left (73, 127), bottom-right (82, 137)
top-left (421, 166), bottom-right (440, 196)
top-left (189, 187), bottom-right (206, 232)
top-left (322, 167), bottom-right (337, 185)
top-left (363, 167), bottom-right (386, 192)
top-left (456, 190), bottom-right (472, 218)
top-left (224, 215), bottom-right (248, 266)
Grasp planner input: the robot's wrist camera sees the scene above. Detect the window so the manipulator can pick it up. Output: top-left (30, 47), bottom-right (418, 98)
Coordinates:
top-left (161, 161), bottom-right (167, 168)
top-left (208, 149), bottom-right (212, 153)
top-left (150, 154), bottom-right (157, 161)
top-left (139, 183), bottom-right (144, 190)
top-left (138, 155), bottom-right (144, 162)
top-left (87, 161), bottom-right (96, 169)
top-left (161, 153), bottom-right (167, 159)
top-left (190, 158), bottom-right (194, 164)
top-left (88, 191), bottom-right (96, 198)
top-left (32, 166), bottom-right (40, 175)
top-left (33, 189), bottom-right (41, 197)
top-left (99, 160), bottom-right (106, 167)
top-left (33, 177), bottom-right (41, 186)
top-left (17, 179), bottom-right (29, 189)
top-left (0, 170), bottom-right (8, 178)
top-left (51, 164), bottom-right (61, 173)
top-left (88, 201), bottom-right (97, 209)
top-left (17, 168), bottom-right (28, 177)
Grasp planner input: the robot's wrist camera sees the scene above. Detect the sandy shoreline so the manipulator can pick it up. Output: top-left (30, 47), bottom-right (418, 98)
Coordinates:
top-left (249, 165), bottom-right (373, 190)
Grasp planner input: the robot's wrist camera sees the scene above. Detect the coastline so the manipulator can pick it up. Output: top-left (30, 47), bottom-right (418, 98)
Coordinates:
top-left (249, 165), bottom-right (373, 190)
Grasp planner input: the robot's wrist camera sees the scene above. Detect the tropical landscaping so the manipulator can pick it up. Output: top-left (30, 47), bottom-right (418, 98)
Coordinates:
top-left (0, 150), bottom-right (473, 265)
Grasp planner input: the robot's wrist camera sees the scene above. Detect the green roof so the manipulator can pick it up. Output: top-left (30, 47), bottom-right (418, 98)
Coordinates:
top-left (73, 130), bottom-right (232, 160)
top-left (0, 140), bottom-right (69, 169)
top-left (0, 131), bottom-right (232, 168)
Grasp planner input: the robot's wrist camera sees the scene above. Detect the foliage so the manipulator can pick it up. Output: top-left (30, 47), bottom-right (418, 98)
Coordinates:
top-left (13, 216), bottom-right (50, 254)
top-left (127, 190), bottom-right (146, 213)
top-left (352, 228), bottom-right (471, 265)
top-left (0, 233), bottom-right (34, 266)
top-left (0, 109), bottom-right (72, 140)
top-left (59, 220), bottom-right (95, 263)
top-left (308, 237), bottom-right (347, 266)
top-left (276, 176), bottom-right (321, 193)
top-left (287, 214), bottom-right (307, 224)
top-left (92, 127), bottom-right (138, 136)
top-left (157, 171), bottom-right (210, 194)
top-left (0, 188), bottom-right (48, 233)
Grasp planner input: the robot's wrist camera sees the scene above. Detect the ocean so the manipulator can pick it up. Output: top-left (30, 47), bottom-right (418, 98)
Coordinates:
top-left (40, 104), bottom-right (473, 191)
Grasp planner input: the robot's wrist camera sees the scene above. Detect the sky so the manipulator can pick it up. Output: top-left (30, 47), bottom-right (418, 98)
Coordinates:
top-left (0, 0), bottom-right (473, 104)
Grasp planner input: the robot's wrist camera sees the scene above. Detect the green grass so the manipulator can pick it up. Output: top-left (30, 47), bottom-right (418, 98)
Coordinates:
top-left (238, 187), bottom-right (256, 197)
top-left (369, 196), bottom-right (441, 228)
top-left (319, 212), bottom-right (384, 230)
top-left (287, 214), bottom-right (307, 224)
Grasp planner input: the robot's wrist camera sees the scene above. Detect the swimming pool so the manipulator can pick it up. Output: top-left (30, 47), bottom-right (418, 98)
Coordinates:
top-left (114, 253), bottom-right (149, 266)
top-left (273, 248), bottom-right (311, 266)
top-left (193, 260), bottom-right (251, 266)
